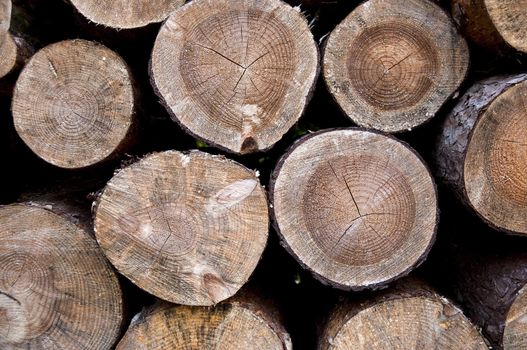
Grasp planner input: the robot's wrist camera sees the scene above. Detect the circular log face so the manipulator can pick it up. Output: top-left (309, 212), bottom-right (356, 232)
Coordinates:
top-left (117, 302), bottom-right (291, 350)
top-left (12, 40), bottom-right (135, 169)
top-left (271, 129), bottom-right (437, 289)
top-left (151, 0), bottom-right (319, 154)
top-left (94, 151), bottom-right (269, 306)
top-left (70, 0), bottom-right (185, 29)
top-left (0, 33), bottom-right (17, 78)
top-left (323, 0), bottom-right (468, 132)
top-left (0, 205), bottom-right (123, 349)
top-left (485, 0), bottom-right (527, 53)
top-left (326, 297), bottom-right (488, 349)
top-left (464, 81), bottom-right (527, 234)
top-left (504, 284), bottom-right (527, 349)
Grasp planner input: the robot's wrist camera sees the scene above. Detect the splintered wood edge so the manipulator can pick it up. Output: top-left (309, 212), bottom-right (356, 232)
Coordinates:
top-left (150, 0), bottom-right (319, 154)
top-left (323, 0), bottom-right (469, 132)
top-left (270, 128), bottom-right (438, 291)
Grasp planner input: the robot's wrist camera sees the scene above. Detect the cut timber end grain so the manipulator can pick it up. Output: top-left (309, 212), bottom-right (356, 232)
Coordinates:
top-left (0, 33), bottom-right (17, 78)
top-left (436, 74), bottom-right (527, 235)
top-left (323, 0), bottom-right (468, 133)
top-left (94, 150), bottom-right (269, 306)
top-left (151, 0), bottom-right (319, 154)
top-left (270, 129), bottom-right (437, 290)
top-left (70, 0), bottom-right (185, 29)
top-left (117, 299), bottom-right (292, 350)
top-left (319, 281), bottom-right (488, 350)
top-left (484, 0), bottom-right (527, 53)
top-left (12, 39), bottom-right (136, 169)
top-left (0, 204), bottom-right (123, 349)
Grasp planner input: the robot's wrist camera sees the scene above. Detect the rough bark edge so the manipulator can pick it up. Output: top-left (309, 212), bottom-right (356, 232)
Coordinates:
top-left (434, 73), bottom-right (527, 236)
top-left (148, 0), bottom-right (321, 155)
top-left (269, 127), bottom-right (439, 291)
top-left (321, 0), bottom-right (470, 134)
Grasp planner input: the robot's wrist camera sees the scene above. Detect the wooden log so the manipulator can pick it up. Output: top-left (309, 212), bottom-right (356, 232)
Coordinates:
top-left (323, 0), bottom-right (469, 133)
top-left (116, 294), bottom-right (292, 350)
top-left (11, 39), bottom-right (138, 169)
top-left (318, 279), bottom-right (489, 349)
top-left (451, 0), bottom-right (527, 54)
top-left (69, 0), bottom-right (185, 29)
top-left (0, 203), bottom-right (123, 349)
top-left (150, 0), bottom-right (319, 154)
top-left (435, 74), bottom-right (527, 235)
top-left (94, 150), bottom-right (269, 306)
top-left (270, 128), bottom-right (438, 290)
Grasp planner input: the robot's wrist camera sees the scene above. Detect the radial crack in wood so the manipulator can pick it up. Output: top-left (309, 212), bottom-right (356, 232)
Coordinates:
top-left (151, 0), bottom-right (319, 154)
top-left (270, 128), bottom-right (438, 290)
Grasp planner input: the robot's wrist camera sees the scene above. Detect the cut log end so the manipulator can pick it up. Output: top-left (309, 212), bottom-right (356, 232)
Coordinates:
top-left (271, 129), bottom-right (437, 290)
top-left (464, 80), bottom-right (527, 234)
top-left (484, 0), bottom-right (527, 53)
top-left (117, 300), bottom-right (291, 350)
top-left (0, 204), bottom-right (123, 349)
top-left (0, 32), bottom-right (17, 78)
top-left (70, 0), bottom-right (185, 29)
top-left (94, 150), bottom-right (269, 306)
top-left (504, 285), bottom-right (527, 349)
top-left (323, 0), bottom-right (468, 132)
top-left (12, 39), bottom-right (136, 169)
top-left (151, 0), bottom-right (319, 154)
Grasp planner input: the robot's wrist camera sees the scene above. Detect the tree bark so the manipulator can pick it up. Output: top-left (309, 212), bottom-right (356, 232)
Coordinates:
top-left (116, 292), bottom-right (292, 350)
top-left (11, 39), bottom-right (139, 169)
top-left (94, 150), bottom-right (269, 306)
top-left (434, 74), bottom-right (527, 235)
top-left (0, 203), bottom-right (123, 349)
top-left (150, 0), bottom-right (319, 154)
top-left (318, 279), bottom-right (489, 349)
top-left (323, 0), bottom-right (469, 133)
top-left (270, 128), bottom-right (438, 291)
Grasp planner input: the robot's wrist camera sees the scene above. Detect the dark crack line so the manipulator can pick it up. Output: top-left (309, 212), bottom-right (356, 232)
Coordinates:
top-left (498, 139), bottom-right (527, 147)
top-left (0, 290), bottom-right (21, 305)
top-left (327, 161), bottom-right (362, 216)
top-left (195, 43), bottom-right (245, 69)
top-left (372, 51), bottom-right (418, 88)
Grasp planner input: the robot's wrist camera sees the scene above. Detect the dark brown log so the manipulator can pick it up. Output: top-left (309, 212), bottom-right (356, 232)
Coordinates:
top-left (150, 0), bottom-right (319, 154)
top-left (0, 203), bottom-right (123, 349)
top-left (11, 39), bottom-right (138, 169)
top-left (94, 150), bottom-right (269, 306)
top-left (270, 128), bottom-right (438, 290)
top-left (435, 74), bottom-right (527, 235)
top-left (323, 0), bottom-right (469, 133)
top-left (69, 0), bottom-right (185, 30)
top-left (116, 293), bottom-right (292, 350)
top-left (451, 0), bottom-right (527, 53)
top-left (318, 279), bottom-right (489, 349)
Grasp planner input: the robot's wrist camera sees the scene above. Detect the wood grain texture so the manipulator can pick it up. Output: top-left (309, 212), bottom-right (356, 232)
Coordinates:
top-left (116, 297), bottom-right (292, 350)
top-left (94, 150), bottom-right (269, 306)
top-left (319, 280), bottom-right (489, 350)
top-left (12, 39), bottom-right (137, 169)
top-left (323, 0), bottom-right (469, 132)
top-left (0, 204), bottom-right (123, 350)
top-left (151, 0), bottom-right (319, 154)
top-left (270, 128), bottom-right (438, 290)
top-left (70, 0), bottom-right (185, 29)
top-left (435, 74), bottom-right (527, 235)
top-left (484, 0), bottom-right (527, 53)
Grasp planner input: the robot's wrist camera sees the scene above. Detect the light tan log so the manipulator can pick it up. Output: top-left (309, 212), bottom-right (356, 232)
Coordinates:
top-left (318, 280), bottom-right (489, 349)
top-left (435, 74), bottom-right (527, 235)
top-left (116, 295), bottom-right (291, 350)
top-left (69, 0), bottom-right (185, 29)
top-left (94, 150), bottom-right (269, 306)
top-left (12, 39), bottom-right (137, 169)
top-left (323, 0), bottom-right (469, 133)
top-left (0, 204), bottom-right (123, 349)
top-left (270, 128), bottom-right (438, 290)
top-left (452, 0), bottom-right (527, 53)
top-left (151, 0), bottom-right (319, 154)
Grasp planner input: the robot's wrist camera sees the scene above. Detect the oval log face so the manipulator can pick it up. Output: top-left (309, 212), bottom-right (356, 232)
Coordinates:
top-left (271, 129), bottom-right (437, 290)
top-left (151, 0), bottom-right (319, 154)
top-left (94, 150), bottom-right (269, 306)
top-left (485, 0), bottom-right (527, 53)
top-left (12, 39), bottom-right (135, 169)
top-left (504, 284), bottom-right (527, 349)
top-left (464, 80), bottom-right (527, 234)
top-left (0, 204), bottom-right (123, 350)
top-left (323, 0), bottom-right (469, 132)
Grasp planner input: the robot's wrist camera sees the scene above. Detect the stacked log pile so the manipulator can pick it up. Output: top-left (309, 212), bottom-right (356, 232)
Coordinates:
top-left (0, 0), bottom-right (526, 349)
